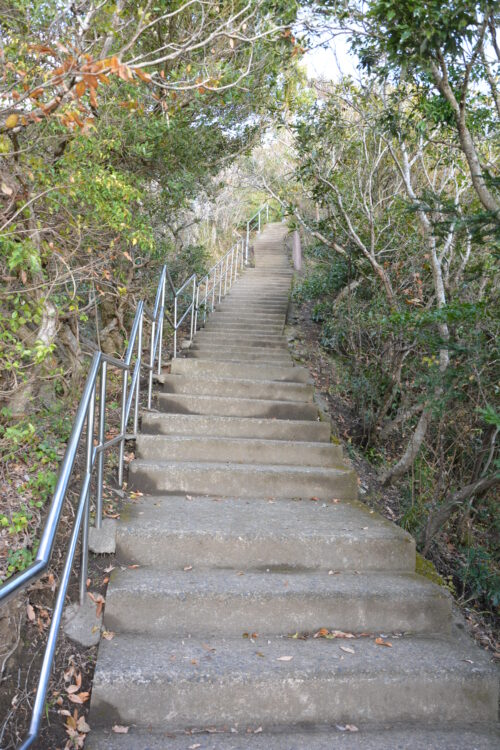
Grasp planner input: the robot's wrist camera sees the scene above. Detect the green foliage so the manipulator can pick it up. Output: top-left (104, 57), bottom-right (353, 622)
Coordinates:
top-left (458, 546), bottom-right (500, 609)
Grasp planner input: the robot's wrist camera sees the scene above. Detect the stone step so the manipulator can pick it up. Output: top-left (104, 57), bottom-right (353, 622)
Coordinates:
top-left (116, 496), bottom-right (415, 570)
top-left (157, 393), bottom-right (317, 420)
top-left (194, 333), bottom-right (289, 348)
top-left (85, 726), bottom-right (500, 750)
top-left (158, 373), bottom-right (312, 401)
top-left (190, 344), bottom-right (293, 359)
top-left (104, 568), bottom-right (451, 637)
top-left (170, 358), bottom-right (311, 383)
top-left (129, 460), bottom-right (358, 499)
top-left (187, 349), bottom-right (293, 367)
top-left (212, 312), bottom-right (288, 321)
top-left (193, 339), bottom-right (288, 352)
top-left (217, 300), bottom-right (289, 309)
top-left (203, 322), bottom-right (285, 333)
top-left (136, 435), bottom-right (341, 465)
top-left (89, 633), bottom-right (498, 729)
top-left (141, 413), bottom-right (330, 441)
top-left (188, 350), bottom-right (292, 364)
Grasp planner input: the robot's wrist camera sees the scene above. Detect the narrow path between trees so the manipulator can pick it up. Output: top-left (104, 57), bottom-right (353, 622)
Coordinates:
top-left (86, 223), bottom-right (499, 749)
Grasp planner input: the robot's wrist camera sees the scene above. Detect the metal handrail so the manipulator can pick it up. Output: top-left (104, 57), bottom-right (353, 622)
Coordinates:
top-left (245, 202), bottom-right (269, 262)
top-left (0, 204), bottom-right (270, 749)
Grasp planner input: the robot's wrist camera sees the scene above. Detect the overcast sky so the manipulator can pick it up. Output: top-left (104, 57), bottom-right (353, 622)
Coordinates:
top-left (303, 31), bottom-right (359, 80)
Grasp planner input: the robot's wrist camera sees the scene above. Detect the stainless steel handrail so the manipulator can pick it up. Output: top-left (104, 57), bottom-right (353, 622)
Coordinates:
top-left (0, 204), bottom-right (271, 749)
top-left (245, 202), bottom-right (269, 262)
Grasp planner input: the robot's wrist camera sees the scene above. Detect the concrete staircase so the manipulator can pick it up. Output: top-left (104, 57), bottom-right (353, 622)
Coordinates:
top-left (88, 224), bottom-right (498, 748)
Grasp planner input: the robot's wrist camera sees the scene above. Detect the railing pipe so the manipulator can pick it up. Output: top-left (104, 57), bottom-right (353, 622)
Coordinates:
top-left (173, 295), bottom-right (178, 358)
top-left (95, 360), bottom-right (107, 530)
top-left (134, 314), bottom-right (143, 433)
top-left (79, 384), bottom-right (95, 605)
top-left (117, 367), bottom-right (128, 486)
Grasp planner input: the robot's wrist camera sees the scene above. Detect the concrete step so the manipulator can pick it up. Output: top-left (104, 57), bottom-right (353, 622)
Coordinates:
top-left (212, 311), bottom-right (286, 319)
top-left (190, 344), bottom-right (293, 360)
top-left (136, 435), bottom-right (341, 465)
top-left (85, 726), bottom-right (500, 750)
top-left (187, 349), bottom-right (293, 367)
top-left (217, 302), bottom-right (289, 311)
top-left (170, 358), bottom-right (311, 383)
top-left (158, 373), bottom-right (312, 401)
top-left (141, 413), bottom-right (330, 441)
top-left (104, 568), bottom-right (451, 637)
top-left (193, 340), bottom-right (288, 352)
top-left (194, 333), bottom-right (289, 348)
top-left (203, 322), bottom-right (285, 334)
top-left (128, 460), bottom-right (358, 499)
top-left (116, 495), bottom-right (416, 571)
top-left (157, 393), bottom-right (317, 420)
top-left (90, 632), bottom-right (498, 729)
top-left (188, 351), bottom-right (292, 364)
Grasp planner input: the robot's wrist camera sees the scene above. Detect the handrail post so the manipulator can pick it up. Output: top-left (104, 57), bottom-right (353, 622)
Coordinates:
top-left (95, 361), bottom-right (107, 530)
top-left (190, 275), bottom-right (196, 341)
top-left (157, 276), bottom-right (166, 375)
top-left (173, 294), bottom-right (178, 358)
top-left (223, 255), bottom-right (228, 296)
top-left (246, 222), bottom-right (249, 263)
top-left (211, 268), bottom-right (216, 312)
top-left (118, 367), bottom-right (128, 486)
top-left (133, 313), bottom-right (143, 435)
top-left (80, 385), bottom-right (95, 605)
top-left (147, 319), bottom-right (156, 409)
top-left (203, 277), bottom-right (208, 323)
top-left (258, 211), bottom-right (261, 233)
top-left (218, 261), bottom-right (222, 303)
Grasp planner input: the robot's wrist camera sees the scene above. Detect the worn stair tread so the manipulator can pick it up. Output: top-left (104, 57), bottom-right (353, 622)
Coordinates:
top-left (90, 631), bottom-right (498, 728)
top-left (156, 374), bottom-right (313, 402)
top-left (116, 495), bottom-right (415, 571)
top-left (156, 393), bottom-right (317, 420)
top-left (85, 725), bottom-right (500, 750)
top-left (128, 459), bottom-right (358, 500)
top-left (141, 412), bottom-right (330, 441)
top-left (188, 352), bottom-right (293, 363)
top-left (170, 359), bottom-right (312, 383)
top-left (136, 434), bottom-right (341, 466)
top-left (104, 567), bottom-right (451, 636)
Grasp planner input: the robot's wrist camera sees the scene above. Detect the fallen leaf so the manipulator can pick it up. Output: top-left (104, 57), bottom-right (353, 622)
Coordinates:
top-left (104, 565), bottom-right (115, 573)
top-left (254, 727), bottom-right (263, 734)
top-left (128, 564), bottom-right (140, 569)
top-left (340, 646), bottom-right (355, 654)
top-left (68, 692), bottom-right (89, 704)
top-left (102, 630), bottom-right (115, 640)
top-left (314, 628), bottom-right (329, 638)
top-left (1, 182), bottom-right (13, 196)
top-left (310, 496), bottom-right (319, 502)
top-left (88, 592), bottom-right (105, 617)
top-left (336, 724), bottom-right (359, 732)
top-left (183, 565), bottom-right (193, 571)
top-left (375, 637), bottom-right (392, 647)
top-left (76, 716), bottom-right (91, 733)
top-left (189, 745), bottom-right (201, 749)
top-left (255, 651), bottom-right (265, 657)
top-left (112, 725), bottom-right (129, 733)
top-left (276, 655), bottom-right (293, 661)
top-left (27, 603), bottom-right (35, 621)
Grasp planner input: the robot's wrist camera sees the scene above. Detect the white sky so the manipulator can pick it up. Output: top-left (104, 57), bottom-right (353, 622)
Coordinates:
top-left (303, 33), bottom-right (359, 80)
